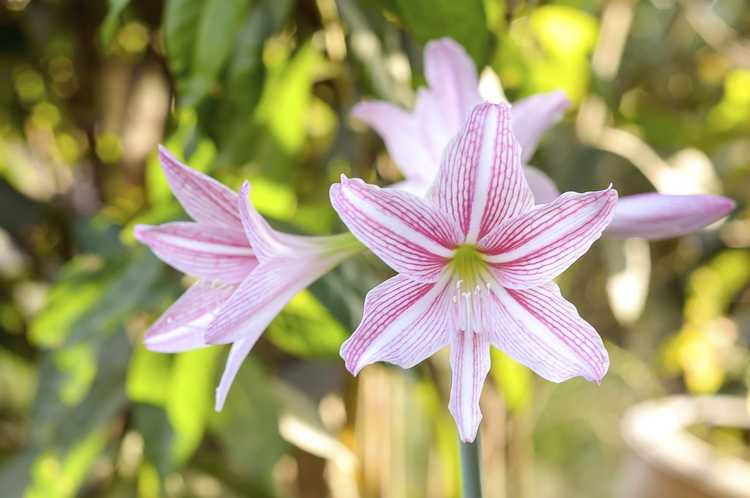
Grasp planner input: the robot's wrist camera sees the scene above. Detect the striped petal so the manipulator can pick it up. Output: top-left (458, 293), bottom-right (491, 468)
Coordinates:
top-left (143, 280), bottom-right (236, 352)
top-left (236, 182), bottom-right (349, 261)
top-left (330, 176), bottom-right (461, 282)
top-left (205, 244), bottom-right (349, 344)
top-left (481, 188), bottom-right (617, 289)
top-left (524, 166), bottom-right (560, 204)
top-left (215, 336), bottom-right (256, 411)
top-left (205, 259), bottom-right (315, 344)
top-left (511, 90), bottom-right (570, 163)
top-left (340, 273), bottom-right (452, 375)
top-left (430, 103), bottom-right (534, 243)
top-left (606, 193), bottom-right (735, 240)
top-left (413, 38), bottom-right (483, 160)
top-left (449, 330), bottom-right (490, 442)
top-left (134, 222), bottom-right (256, 283)
top-left (159, 145), bottom-right (240, 228)
top-left (351, 101), bottom-right (436, 184)
top-left (489, 283), bottom-right (609, 383)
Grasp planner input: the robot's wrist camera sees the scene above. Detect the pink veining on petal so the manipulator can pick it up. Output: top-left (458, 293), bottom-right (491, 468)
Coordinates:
top-left (206, 187), bottom-right (357, 345)
top-left (330, 176), bottom-right (461, 282)
top-left (489, 282), bottom-right (609, 383)
top-left (158, 145), bottom-right (240, 228)
top-left (134, 222), bottom-right (256, 284)
top-left (481, 188), bottom-right (617, 289)
top-left (340, 274), bottom-right (452, 375)
top-left (430, 103), bottom-right (534, 243)
top-left (449, 330), bottom-right (491, 442)
top-left (144, 280), bottom-right (236, 353)
top-left (215, 336), bottom-right (257, 411)
top-left (606, 193), bottom-right (735, 240)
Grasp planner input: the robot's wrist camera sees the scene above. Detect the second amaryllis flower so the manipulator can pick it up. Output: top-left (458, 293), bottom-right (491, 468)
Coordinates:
top-left (353, 37), bottom-right (733, 240)
top-left (136, 147), bottom-right (361, 410)
top-left (331, 102), bottom-right (617, 442)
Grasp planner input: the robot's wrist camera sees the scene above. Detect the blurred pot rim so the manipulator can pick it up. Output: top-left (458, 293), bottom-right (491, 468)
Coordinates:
top-left (622, 395), bottom-right (750, 498)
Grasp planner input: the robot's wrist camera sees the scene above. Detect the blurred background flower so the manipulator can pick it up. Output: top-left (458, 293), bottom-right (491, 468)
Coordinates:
top-left (0, 1), bottom-right (747, 498)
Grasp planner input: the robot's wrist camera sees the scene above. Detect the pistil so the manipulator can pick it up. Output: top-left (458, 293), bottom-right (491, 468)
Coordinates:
top-left (449, 244), bottom-right (493, 335)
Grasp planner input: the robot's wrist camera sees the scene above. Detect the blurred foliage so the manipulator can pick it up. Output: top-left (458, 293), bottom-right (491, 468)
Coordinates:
top-left (0, 0), bottom-right (748, 497)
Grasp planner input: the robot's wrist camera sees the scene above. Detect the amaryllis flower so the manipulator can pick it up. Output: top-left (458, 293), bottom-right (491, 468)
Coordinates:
top-left (353, 37), bottom-right (733, 240)
top-left (331, 103), bottom-right (617, 441)
top-left (135, 147), bottom-right (361, 410)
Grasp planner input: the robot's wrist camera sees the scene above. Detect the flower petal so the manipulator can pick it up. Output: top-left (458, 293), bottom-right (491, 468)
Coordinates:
top-left (214, 336), bottom-right (256, 411)
top-left (159, 145), bottom-right (240, 227)
top-left (340, 273), bottom-right (452, 375)
top-left (524, 166), bottom-right (560, 204)
top-left (423, 38), bottom-right (482, 134)
top-left (330, 176), bottom-right (461, 282)
top-left (143, 280), bottom-right (236, 353)
top-left (481, 188), bottom-right (617, 289)
top-left (606, 193), bottom-right (735, 240)
top-left (351, 101), bottom-right (436, 183)
top-left (204, 261), bottom-right (308, 345)
top-left (236, 182), bottom-right (350, 261)
top-left (205, 249), bottom-right (347, 344)
top-left (489, 282), bottom-right (609, 383)
top-left (448, 330), bottom-right (490, 442)
top-left (430, 103), bottom-right (534, 243)
top-left (134, 222), bottom-right (256, 284)
top-left (511, 90), bottom-right (570, 163)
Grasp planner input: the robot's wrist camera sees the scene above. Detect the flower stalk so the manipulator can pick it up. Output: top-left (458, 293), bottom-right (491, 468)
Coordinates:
top-left (460, 435), bottom-right (483, 498)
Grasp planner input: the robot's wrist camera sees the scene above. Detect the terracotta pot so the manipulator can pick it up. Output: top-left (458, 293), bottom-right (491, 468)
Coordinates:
top-left (619, 396), bottom-right (750, 498)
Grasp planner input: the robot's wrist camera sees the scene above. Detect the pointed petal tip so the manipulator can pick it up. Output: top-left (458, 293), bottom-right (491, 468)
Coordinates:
top-left (350, 101), bottom-right (375, 121)
top-left (157, 145), bottom-right (179, 168)
top-left (240, 180), bottom-right (251, 196)
top-left (214, 389), bottom-right (226, 412)
top-left (450, 405), bottom-right (482, 443)
top-left (132, 224), bottom-right (150, 242)
top-left (340, 341), bottom-right (364, 376)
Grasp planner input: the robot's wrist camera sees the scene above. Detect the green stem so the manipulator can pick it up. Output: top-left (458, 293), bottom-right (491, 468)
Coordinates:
top-left (460, 435), bottom-right (483, 498)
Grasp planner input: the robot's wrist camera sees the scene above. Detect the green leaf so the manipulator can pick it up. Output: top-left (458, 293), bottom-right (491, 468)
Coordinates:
top-left (133, 404), bottom-right (175, 480)
top-left (166, 347), bottom-right (221, 463)
top-left (182, 0), bottom-right (251, 106)
top-left (126, 344), bottom-right (172, 405)
top-left (490, 349), bottom-right (532, 412)
top-left (25, 427), bottom-right (108, 498)
top-left (211, 361), bottom-right (286, 489)
top-left (163, 0), bottom-right (203, 80)
top-left (218, 0), bottom-right (294, 133)
top-left (100, 0), bottom-right (131, 48)
top-left (266, 290), bottom-right (348, 357)
top-left (393, 0), bottom-right (489, 66)
top-left (219, 41), bottom-right (320, 173)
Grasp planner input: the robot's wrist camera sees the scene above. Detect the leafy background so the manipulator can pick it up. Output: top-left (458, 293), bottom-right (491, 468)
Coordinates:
top-left (0, 0), bottom-right (749, 497)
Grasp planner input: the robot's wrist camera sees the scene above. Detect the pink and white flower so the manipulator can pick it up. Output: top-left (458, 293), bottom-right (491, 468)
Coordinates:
top-left (331, 103), bottom-right (617, 442)
top-left (135, 147), bottom-right (361, 410)
top-left (353, 38), bottom-right (734, 240)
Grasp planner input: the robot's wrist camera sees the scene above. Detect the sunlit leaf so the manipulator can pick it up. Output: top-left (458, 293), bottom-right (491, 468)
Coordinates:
top-left (182, 0), bottom-right (251, 106)
top-left (490, 349), bottom-right (532, 412)
top-left (166, 347), bottom-right (221, 463)
top-left (25, 426), bottom-right (108, 498)
top-left (266, 290), bottom-right (348, 358)
top-left (393, 0), bottom-right (488, 66)
top-left (210, 360), bottom-right (286, 490)
top-left (100, 0), bottom-right (132, 48)
top-left (127, 344), bottom-right (172, 405)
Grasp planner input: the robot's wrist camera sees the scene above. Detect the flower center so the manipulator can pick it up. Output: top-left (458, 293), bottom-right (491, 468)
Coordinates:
top-left (449, 245), bottom-right (493, 335)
